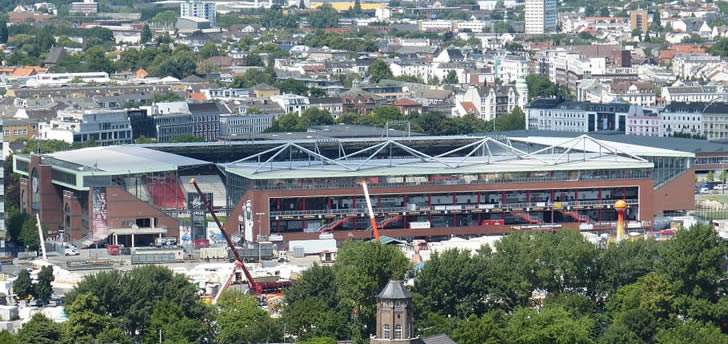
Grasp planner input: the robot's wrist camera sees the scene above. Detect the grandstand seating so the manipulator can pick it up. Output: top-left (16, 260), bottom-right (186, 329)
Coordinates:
top-left (145, 176), bottom-right (185, 209)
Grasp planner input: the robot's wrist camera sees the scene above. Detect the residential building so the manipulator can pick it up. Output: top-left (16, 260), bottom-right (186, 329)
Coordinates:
top-left (69, 0), bottom-right (98, 15)
top-left (455, 81), bottom-right (528, 120)
top-left (155, 114), bottom-right (194, 143)
top-left (526, 97), bottom-right (641, 133)
top-left (3, 119), bottom-right (39, 142)
top-left (219, 114), bottom-right (274, 137)
top-left (180, 0), bottom-right (216, 26)
top-left (700, 103), bottom-right (728, 141)
top-left (253, 83), bottom-right (281, 98)
top-left (626, 113), bottom-right (661, 137)
top-left (309, 97), bottom-right (344, 117)
top-left (659, 102), bottom-right (704, 138)
top-left (341, 89), bottom-right (386, 115)
top-left (188, 103), bottom-right (227, 142)
top-left (578, 80), bottom-right (657, 107)
top-left (270, 94), bottom-right (310, 115)
top-left (525, 0), bottom-right (557, 34)
top-left (662, 85), bottom-right (728, 104)
top-left (392, 98), bottom-right (422, 116)
top-left (40, 110), bottom-right (133, 145)
top-left (630, 10), bottom-right (649, 33)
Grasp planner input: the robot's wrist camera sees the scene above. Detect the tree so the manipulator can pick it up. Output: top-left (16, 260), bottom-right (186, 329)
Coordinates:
top-left (299, 338), bottom-right (337, 344)
top-left (169, 135), bottom-right (205, 143)
top-left (199, 41), bottom-right (222, 59)
top-left (414, 249), bottom-right (489, 319)
top-left (145, 298), bottom-right (207, 344)
top-left (707, 171), bottom-right (714, 182)
top-left (599, 7), bottom-right (610, 17)
top-left (0, 331), bottom-right (16, 344)
top-left (656, 321), bottom-right (728, 344)
top-left (503, 306), bottom-right (595, 344)
top-left (525, 74), bottom-right (573, 101)
top-left (14, 269), bottom-right (33, 300)
top-left (35, 266), bottom-right (54, 304)
top-left (216, 290), bottom-right (282, 344)
top-left (18, 216), bottom-right (40, 251)
top-left (607, 273), bottom-right (676, 320)
top-left (279, 79), bottom-right (309, 95)
top-left (352, 0), bottom-right (361, 16)
top-left (443, 70), bottom-right (458, 84)
top-left (0, 21), bottom-right (7, 44)
top-left (65, 293), bottom-right (114, 343)
top-left (140, 24), bottom-right (152, 44)
top-left (300, 0), bottom-right (306, 8)
top-left (16, 314), bottom-right (64, 344)
top-left (596, 239), bottom-right (659, 296)
top-left (367, 59), bottom-right (393, 83)
top-left (151, 10), bottom-right (178, 25)
top-left (64, 266), bottom-right (208, 341)
top-left (657, 225), bottom-right (728, 300)
top-left (309, 4), bottom-right (339, 28)
top-left (154, 53), bottom-right (197, 79)
top-left (334, 242), bottom-right (410, 337)
top-left (451, 312), bottom-right (504, 344)
top-left (584, 5), bottom-right (595, 17)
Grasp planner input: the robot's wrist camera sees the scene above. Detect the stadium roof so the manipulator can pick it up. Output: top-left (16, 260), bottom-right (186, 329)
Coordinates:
top-left (492, 130), bottom-right (703, 156)
top-left (223, 136), bottom-right (655, 179)
top-left (508, 136), bottom-right (695, 158)
top-left (16, 146), bottom-right (209, 177)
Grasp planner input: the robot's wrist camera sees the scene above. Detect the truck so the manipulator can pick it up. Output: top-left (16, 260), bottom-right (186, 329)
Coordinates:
top-left (154, 237), bottom-right (177, 247)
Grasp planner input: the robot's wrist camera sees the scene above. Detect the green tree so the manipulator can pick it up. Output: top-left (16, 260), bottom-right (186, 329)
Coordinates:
top-left (141, 24), bottom-right (152, 44)
top-left (352, 0), bottom-right (361, 16)
top-left (309, 4), bottom-right (339, 28)
top-left (707, 171), bottom-right (714, 182)
top-left (16, 313), bottom-right (64, 344)
top-left (154, 53), bottom-right (197, 79)
top-left (596, 238), bottom-right (659, 296)
top-left (0, 21), bottom-right (7, 44)
top-left (14, 269), bottom-right (33, 300)
top-left (414, 249), bottom-right (489, 319)
top-left (145, 298), bottom-right (207, 344)
top-left (655, 321), bottom-right (728, 344)
top-left (443, 70), bottom-right (458, 84)
top-left (134, 135), bottom-right (157, 144)
top-left (607, 273), bottom-right (676, 320)
top-left (451, 312), bottom-right (504, 344)
top-left (64, 293), bottom-right (114, 343)
top-left (151, 10), bottom-right (178, 25)
top-left (333, 242), bottom-right (410, 337)
top-left (169, 135), bottom-right (205, 143)
top-left (0, 330), bottom-right (16, 344)
top-left (84, 46), bottom-right (116, 74)
top-left (503, 306), bottom-right (595, 344)
top-left (64, 266), bottom-right (208, 341)
top-left (19, 215), bottom-right (40, 251)
top-left (299, 338), bottom-right (337, 344)
top-left (657, 225), bottom-right (728, 300)
top-left (35, 265), bottom-right (54, 304)
top-left (525, 74), bottom-right (573, 100)
top-left (20, 139), bottom-right (71, 154)
top-left (216, 290), bottom-right (282, 344)
top-left (367, 59), bottom-right (393, 83)
top-left (279, 79), bottom-right (309, 95)
top-left (199, 41), bottom-right (222, 59)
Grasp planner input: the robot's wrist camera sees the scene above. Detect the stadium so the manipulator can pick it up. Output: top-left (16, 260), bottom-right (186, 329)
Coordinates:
top-left (13, 134), bottom-right (695, 246)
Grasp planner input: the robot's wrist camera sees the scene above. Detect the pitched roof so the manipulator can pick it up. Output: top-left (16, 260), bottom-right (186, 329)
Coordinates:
top-left (44, 47), bottom-right (66, 65)
top-left (254, 83), bottom-right (278, 91)
top-left (422, 334), bottom-right (457, 344)
top-left (461, 101), bottom-right (477, 114)
top-left (377, 280), bottom-right (412, 300)
top-left (393, 98), bottom-right (421, 106)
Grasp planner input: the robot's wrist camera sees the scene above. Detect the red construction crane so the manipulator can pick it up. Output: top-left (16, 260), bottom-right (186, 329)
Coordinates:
top-left (189, 178), bottom-right (262, 300)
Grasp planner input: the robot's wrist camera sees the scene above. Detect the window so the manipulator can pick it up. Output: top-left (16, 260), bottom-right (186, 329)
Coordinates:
top-left (383, 324), bottom-right (390, 339)
top-left (395, 325), bottom-right (402, 339)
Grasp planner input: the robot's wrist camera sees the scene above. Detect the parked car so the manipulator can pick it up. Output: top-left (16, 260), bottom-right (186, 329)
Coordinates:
top-left (64, 247), bottom-right (79, 256)
top-left (701, 187), bottom-right (711, 194)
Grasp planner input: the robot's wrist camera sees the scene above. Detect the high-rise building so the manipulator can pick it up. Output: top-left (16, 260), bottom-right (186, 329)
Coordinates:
top-left (525, 0), bottom-right (557, 34)
top-left (180, 0), bottom-right (216, 27)
top-left (630, 10), bottom-right (649, 33)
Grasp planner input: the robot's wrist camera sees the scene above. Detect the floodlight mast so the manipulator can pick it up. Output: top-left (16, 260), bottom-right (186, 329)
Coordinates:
top-left (360, 180), bottom-right (381, 243)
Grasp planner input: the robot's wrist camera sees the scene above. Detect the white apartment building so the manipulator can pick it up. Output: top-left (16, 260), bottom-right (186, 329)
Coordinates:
top-left (662, 85), bottom-right (728, 104)
top-left (525, 0), bottom-right (557, 34)
top-left (270, 94), bottom-right (310, 115)
top-left (626, 114), bottom-right (661, 137)
top-left (495, 55), bottom-right (529, 85)
top-left (659, 102), bottom-right (704, 138)
top-left (390, 61), bottom-right (435, 84)
top-left (526, 98), bottom-right (640, 133)
top-left (181, 0), bottom-right (216, 27)
top-left (70, 0), bottom-right (98, 15)
top-left (455, 81), bottom-right (528, 120)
